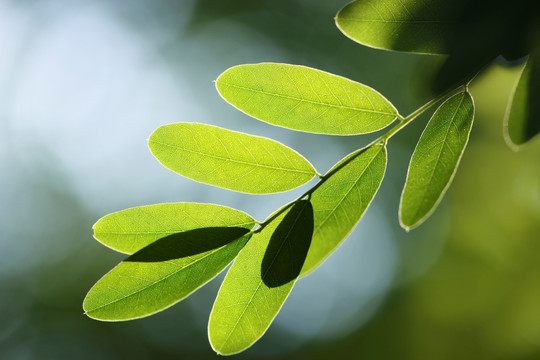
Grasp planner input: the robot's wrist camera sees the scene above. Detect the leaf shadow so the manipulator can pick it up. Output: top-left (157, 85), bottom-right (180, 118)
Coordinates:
top-left (385, 0), bottom-right (538, 92)
top-left (125, 227), bottom-right (250, 263)
top-left (261, 200), bottom-right (314, 288)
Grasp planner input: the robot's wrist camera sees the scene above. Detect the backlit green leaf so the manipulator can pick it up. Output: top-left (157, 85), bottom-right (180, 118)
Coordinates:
top-left (504, 56), bottom-right (540, 149)
top-left (300, 145), bottom-right (387, 276)
top-left (149, 123), bottom-right (317, 194)
top-left (336, 0), bottom-right (454, 54)
top-left (208, 201), bottom-right (314, 355)
top-left (400, 91), bottom-right (474, 230)
top-left (93, 203), bottom-right (256, 254)
top-left (216, 63), bottom-right (398, 135)
top-left (83, 228), bottom-right (251, 321)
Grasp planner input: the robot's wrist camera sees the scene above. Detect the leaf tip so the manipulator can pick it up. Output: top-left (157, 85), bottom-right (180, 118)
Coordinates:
top-left (398, 216), bottom-right (411, 232)
top-left (82, 305), bottom-right (94, 320)
top-left (399, 213), bottom-right (424, 232)
top-left (504, 136), bottom-right (523, 152)
top-left (209, 345), bottom-right (225, 356)
top-left (207, 334), bottom-right (229, 356)
top-left (503, 121), bottom-right (526, 151)
top-left (398, 208), bottom-right (417, 232)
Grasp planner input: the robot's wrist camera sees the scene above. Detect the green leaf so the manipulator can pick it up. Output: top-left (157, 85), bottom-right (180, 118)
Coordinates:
top-left (208, 200), bottom-right (314, 355)
top-left (335, 0), bottom-right (454, 54)
top-left (300, 145), bottom-right (387, 276)
top-left (400, 91), bottom-right (474, 230)
top-left (83, 227), bottom-right (251, 321)
top-left (504, 56), bottom-right (540, 149)
top-left (93, 203), bottom-right (256, 254)
top-left (149, 123), bottom-right (317, 194)
top-left (216, 63), bottom-right (398, 135)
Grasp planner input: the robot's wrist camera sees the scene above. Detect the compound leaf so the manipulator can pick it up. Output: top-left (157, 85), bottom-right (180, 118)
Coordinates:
top-left (93, 203), bottom-right (256, 254)
top-left (149, 123), bottom-right (316, 194)
top-left (400, 91), bottom-right (474, 230)
top-left (336, 0), bottom-right (454, 54)
top-left (216, 63), bottom-right (398, 135)
top-left (300, 145), bottom-right (387, 276)
top-left (209, 200), bottom-right (314, 355)
top-left (83, 227), bottom-right (251, 321)
top-left (504, 56), bottom-right (540, 148)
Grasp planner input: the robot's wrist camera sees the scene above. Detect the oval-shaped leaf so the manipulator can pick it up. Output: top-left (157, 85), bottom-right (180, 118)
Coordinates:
top-left (149, 123), bottom-right (317, 194)
top-left (208, 201), bottom-right (314, 355)
top-left (400, 91), bottom-right (474, 230)
top-left (93, 203), bottom-right (256, 254)
top-left (300, 145), bottom-right (387, 276)
top-left (83, 228), bottom-right (251, 321)
top-left (336, 0), bottom-right (454, 54)
top-left (504, 56), bottom-right (540, 149)
top-left (216, 63), bottom-right (398, 135)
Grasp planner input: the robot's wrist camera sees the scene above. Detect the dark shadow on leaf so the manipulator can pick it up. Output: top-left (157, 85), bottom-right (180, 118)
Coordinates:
top-left (377, 0), bottom-right (539, 92)
top-left (261, 200), bottom-right (314, 288)
top-left (125, 227), bottom-right (250, 263)
top-left (429, 0), bottom-right (539, 92)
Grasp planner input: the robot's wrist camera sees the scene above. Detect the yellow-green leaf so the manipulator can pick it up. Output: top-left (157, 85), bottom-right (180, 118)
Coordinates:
top-left (300, 145), bottom-right (387, 276)
top-left (208, 201), bottom-right (314, 355)
top-left (83, 228), bottom-right (251, 321)
top-left (149, 123), bottom-right (317, 194)
top-left (400, 91), bottom-right (474, 230)
top-left (216, 63), bottom-right (398, 135)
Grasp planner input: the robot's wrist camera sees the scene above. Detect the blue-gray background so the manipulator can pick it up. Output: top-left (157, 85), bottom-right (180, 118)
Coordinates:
top-left (1, 1), bottom-right (539, 359)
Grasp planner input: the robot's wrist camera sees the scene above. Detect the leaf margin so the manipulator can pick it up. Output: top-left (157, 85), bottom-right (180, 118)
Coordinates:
top-left (148, 122), bottom-right (318, 194)
top-left (215, 62), bottom-right (400, 136)
top-left (398, 90), bottom-right (475, 231)
top-left (335, 0), bottom-right (451, 55)
top-left (502, 58), bottom-right (540, 151)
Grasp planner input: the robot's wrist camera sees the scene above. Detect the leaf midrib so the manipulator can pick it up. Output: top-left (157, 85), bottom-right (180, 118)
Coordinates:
top-left (219, 82), bottom-right (396, 116)
top-left (150, 140), bottom-right (315, 175)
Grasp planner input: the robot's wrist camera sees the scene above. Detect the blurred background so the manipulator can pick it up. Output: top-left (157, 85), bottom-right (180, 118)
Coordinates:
top-left (1, 0), bottom-right (539, 359)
